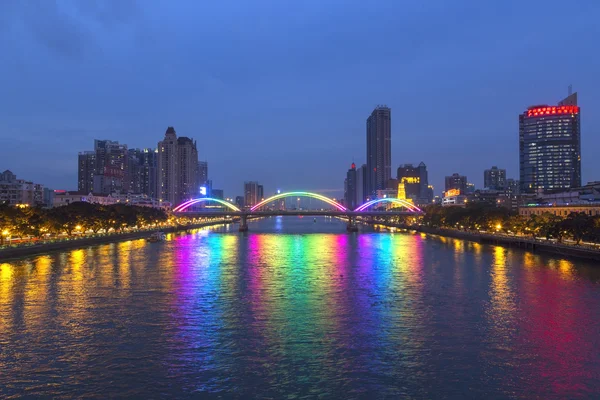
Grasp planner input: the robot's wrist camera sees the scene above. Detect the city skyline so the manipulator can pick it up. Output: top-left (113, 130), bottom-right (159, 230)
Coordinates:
top-left (1, 1), bottom-right (599, 198)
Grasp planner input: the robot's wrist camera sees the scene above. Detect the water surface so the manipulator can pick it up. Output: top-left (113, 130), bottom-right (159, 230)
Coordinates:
top-left (1, 217), bottom-right (599, 398)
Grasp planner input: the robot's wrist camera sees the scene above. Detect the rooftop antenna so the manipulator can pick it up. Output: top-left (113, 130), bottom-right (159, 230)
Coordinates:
top-left (568, 84), bottom-right (573, 96)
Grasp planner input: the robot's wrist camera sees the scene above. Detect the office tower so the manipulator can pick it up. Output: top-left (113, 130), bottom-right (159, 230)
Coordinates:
top-left (397, 162), bottom-right (430, 204)
top-left (356, 164), bottom-right (368, 204)
top-left (445, 173), bottom-right (468, 194)
top-left (127, 149), bottom-right (143, 195)
top-left (484, 166), bottom-right (506, 190)
top-left (519, 92), bottom-right (581, 193)
top-left (92, 139), bottom-right (128, 194)
top-left (77, 151), bottom-right (96, 193)
top-left (344, 163), bottom-right (357, 210)
top-left (139, 149), bottom-right (158, 199)
top-left (198, 161), bottom-right (208, 189)
top-left (257, 185), bottom-right (264, 202)
top-left (366, 106), bottom-right (391, 196)
top-left (177, 136), bottom-right (199, 203)
top-left (244, 181), bottom-right (260, 208)
top-left (157, 127), bottom-right (200, 205)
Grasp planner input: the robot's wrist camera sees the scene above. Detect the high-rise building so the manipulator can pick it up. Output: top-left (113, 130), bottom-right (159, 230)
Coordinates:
top-left (139, 148), bottom-right (158, 199)
top-left (91, 140), bottom-right (128, 194)
top-left (127, 149), bottom-right (143, 195)
top-left (198, 161), bottom-right (208, 189)
top-left (519, 92), bottom-right (581, 193)
top-left (77, 151), bottom-right (96, 193)
top-left (344, 163), bottom-right (357, 210)
top-left (397, 162), bottom-right (430, 204)
top-left (366, 106), bottom-right (391, 197)
top-left (356, 164), bottom-right (368, 204)
top-left (257, 185), bottom-right (264, 202)
top-left (445, 173), bottom-right (468, 194)
top-left (177, 136), bottom-right (199, 203)
top-left (484, 166), bottom-right (506, 190)
top-left (157, 127), bottom-right (200, 205)
top-left (244, 181), bottom-right (260, 208)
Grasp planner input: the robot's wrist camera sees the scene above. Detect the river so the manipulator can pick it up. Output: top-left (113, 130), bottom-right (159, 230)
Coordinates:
top-left (1, 216), bottom-right (599, 398)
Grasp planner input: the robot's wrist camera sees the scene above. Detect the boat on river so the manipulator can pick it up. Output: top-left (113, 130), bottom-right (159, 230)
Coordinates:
top-left (147, 231), bottom-right (166, 242)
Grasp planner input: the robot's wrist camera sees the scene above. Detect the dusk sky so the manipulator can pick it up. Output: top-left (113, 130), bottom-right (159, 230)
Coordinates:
top-left (1, 0), bottom-right (599, 199)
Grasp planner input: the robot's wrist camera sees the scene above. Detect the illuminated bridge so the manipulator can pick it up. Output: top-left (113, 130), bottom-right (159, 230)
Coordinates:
top-left (172, 191), bottom-right (423, 231)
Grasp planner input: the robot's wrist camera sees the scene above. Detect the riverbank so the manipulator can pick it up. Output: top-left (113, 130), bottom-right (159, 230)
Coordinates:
top-left (372, 222), bottom-right (600, 262)
top-left (0, 219), bottom-right (235, 261)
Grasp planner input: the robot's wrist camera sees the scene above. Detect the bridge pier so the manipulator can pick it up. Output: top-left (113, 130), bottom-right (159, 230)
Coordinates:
top-left (239, 214), bottom-right (249, 232)
top-left (346, 215), bottom-right (358, 232)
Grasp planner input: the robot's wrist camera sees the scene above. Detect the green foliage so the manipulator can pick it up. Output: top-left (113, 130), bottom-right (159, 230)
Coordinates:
top-left (421, 204), bottom-right (600, 245)
top-left (0, 202), bottom-right (168, 239)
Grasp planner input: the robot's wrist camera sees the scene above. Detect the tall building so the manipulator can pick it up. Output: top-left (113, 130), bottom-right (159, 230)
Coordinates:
top-left (77, 151), bottom-right (96, 193)
top-left (127, 149), bottom-right (143, 195)
top-left (157, 127), bottom-right (200, 205)
top-left (244, 181), bottom-right (261, 208)
top-left (177, 136), bottom-right (199, 203)
top-left (484, 166), bottom-right (506, 190)
top-left (139, 148), bottom-right (158, 199)
top-left (397, 162), bottom-right (430, 205)
top-left (257, 185), bottom-right (264, 202)
top-left (519, 92), bottom-right (581, 193)
top-left (445, 173), bottom-right (468, 194)
top-left (92, 139), bottom-right (128, 195)
top-left (366, 106), bottom-right (391, 197)
top-left (198, 161), bottom-right (208, 189)
top-left (356, 164), bottom-right (368, 204)
top-left (344, 163), bottom-right (357, 210)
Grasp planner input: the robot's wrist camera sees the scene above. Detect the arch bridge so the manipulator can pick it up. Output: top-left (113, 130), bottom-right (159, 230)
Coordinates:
top-left (173, 191), bottom-right (422, 231)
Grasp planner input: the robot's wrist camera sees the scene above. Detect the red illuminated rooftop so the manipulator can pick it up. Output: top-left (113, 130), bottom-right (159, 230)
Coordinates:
top-left (526, 105), bottom-right (579, 117)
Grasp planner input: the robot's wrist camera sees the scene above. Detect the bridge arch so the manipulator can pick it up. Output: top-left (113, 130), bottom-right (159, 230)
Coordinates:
top-left (173, 197), bottom-right (241, 212)
top-left (251, 191), bottom-right (346, 211)
top-left (354, 198), bottom-right (422, 213)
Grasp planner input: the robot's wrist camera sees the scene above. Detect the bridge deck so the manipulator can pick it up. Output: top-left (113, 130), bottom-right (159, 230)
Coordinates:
top-left (175, 210), bottom-right (420, 217)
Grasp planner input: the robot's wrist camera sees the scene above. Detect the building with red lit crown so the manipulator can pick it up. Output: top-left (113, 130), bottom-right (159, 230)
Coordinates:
top-left (519, 92), bottom-right (581, 194)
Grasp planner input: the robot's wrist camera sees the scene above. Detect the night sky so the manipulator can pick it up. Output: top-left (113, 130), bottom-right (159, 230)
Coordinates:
top-left (1, 0), bottom-right (599, 199)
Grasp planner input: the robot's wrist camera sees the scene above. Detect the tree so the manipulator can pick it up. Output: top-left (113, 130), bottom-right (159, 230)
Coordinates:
top-left (562, 212), bottom-right (594, 245)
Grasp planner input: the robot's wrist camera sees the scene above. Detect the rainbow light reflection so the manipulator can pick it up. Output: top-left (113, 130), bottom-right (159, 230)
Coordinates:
top-left (173, 197), bottom-right (241, 212)
top-left (251, 192), bottom-right (347, 211)
top-left (354, 198), bottom-right (422, 213)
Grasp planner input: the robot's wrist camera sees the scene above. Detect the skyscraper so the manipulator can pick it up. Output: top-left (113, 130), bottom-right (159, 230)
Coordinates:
top-left (519, 92), bottom-right (581, 193)
top-left (157, 127), bottom-right (200, 205)
top-left (244, 181), bottom-right (261, 208)
top-left (78, 151), bottom-right (96, 193)
top-left (366, 106), bottom-right (391, 197)
top-left (356, 164), bottom-right (367, 205)
top-left (92, 139), bottom-right (128, 194)
top-left (198, 161), bottom-right (208, 189)
top-left (344, 163), bottom-right (357, 210)
top-left (484, 166), bottom-right (506, 190)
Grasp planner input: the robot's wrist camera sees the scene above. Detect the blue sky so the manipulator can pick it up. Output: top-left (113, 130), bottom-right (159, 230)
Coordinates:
top-left (1, 0), bottom-right (599, 198)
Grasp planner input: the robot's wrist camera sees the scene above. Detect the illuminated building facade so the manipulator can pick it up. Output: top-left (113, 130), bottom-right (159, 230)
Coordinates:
top-left (519, 92), bottom-right (581, 193)
top-left (396, 162), bottom-right (430, 205)
top-left (366, 106), bottom-right (391, 197)
top-left (356, 164), bottom-right (368, 204)
top-left (445, 173), bottom-right (467, 194)
top-left (157, 127), bottom-right (200, 205)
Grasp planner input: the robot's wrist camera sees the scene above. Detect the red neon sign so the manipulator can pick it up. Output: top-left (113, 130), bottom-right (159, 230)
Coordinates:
top-left (526, 105), bottom-right (579, 117)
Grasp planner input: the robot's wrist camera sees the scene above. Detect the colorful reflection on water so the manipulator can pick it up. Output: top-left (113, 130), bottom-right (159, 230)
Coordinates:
top-left (1, 217), bottom-right (600, 398)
